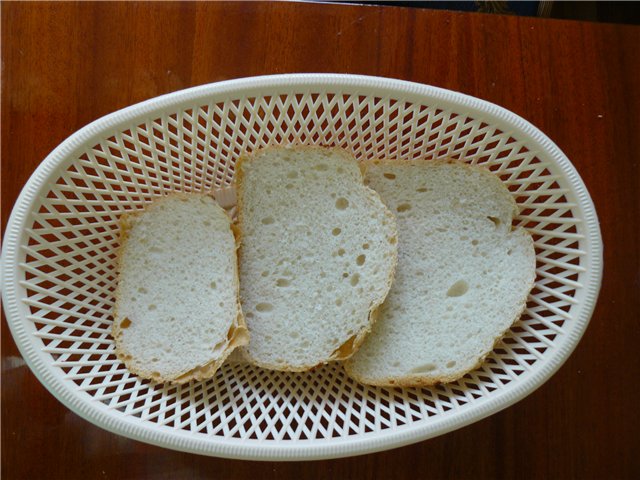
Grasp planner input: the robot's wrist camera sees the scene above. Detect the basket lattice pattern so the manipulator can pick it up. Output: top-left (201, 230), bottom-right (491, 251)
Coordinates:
top-left (20, 91), bottom-right (583, 443)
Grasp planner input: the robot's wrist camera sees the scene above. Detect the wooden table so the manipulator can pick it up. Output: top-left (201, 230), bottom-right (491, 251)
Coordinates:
top-left (2, 2), bottom-right (639, 478)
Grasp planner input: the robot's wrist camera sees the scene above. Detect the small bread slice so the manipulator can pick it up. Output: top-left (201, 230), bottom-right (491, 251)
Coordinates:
top-left (236, 146), bottom-right (398, 371)
top-left (112, 194), bottom-right (248, 384)
top-left (344, 160), bottom-right (536, 387)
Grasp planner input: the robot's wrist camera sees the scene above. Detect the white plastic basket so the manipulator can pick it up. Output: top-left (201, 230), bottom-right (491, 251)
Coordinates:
top-left (1, 74), bottom-right (602, 460)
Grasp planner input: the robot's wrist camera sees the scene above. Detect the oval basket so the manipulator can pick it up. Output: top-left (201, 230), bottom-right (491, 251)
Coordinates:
top-left (1, 74), bottom-right (602, 460)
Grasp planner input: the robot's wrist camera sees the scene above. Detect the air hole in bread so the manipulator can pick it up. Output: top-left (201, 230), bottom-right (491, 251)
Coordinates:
top-left (332, 227), bottom-right (342, 236)
top-left (410, 363), bottom-right (437, 373)
top-left (335, 197), bottom-right (349, 210)
top-left (335, 298), bottom-right (343, 306)
top-left (261, 271), bottom-right (269, 277)
top-left (350, 273), bottom-right (360, 287)
top-left (342, 272), bottom-right (349, 278)
top-left (138, 287), bottom-right (148, 294)
top-left (487, 216), bottom-right (501, 227)
top-left (507, 248), bottom-right (513, 256)
top-left (446, 360), bottom-right (457, 368)
top-left (363, 243), bottom-right (370, 250)
top-left (256, 302), bottom-right (274, 312)
top-left (120, 318), bottom-right (132, 329)
top-left (471, 239), bottom-right (479, 246)
top-left (210, 281), bottom-right (217, 289)
top-left (383, 172), bottom-right (396, 180)
top-left (389, 236), bottom-right (397, 245)
top-left (356, 254), bottom-right (366, 266)
top-left (396, 203), bottom-right (412, 213)
top-left (261, 216), bottom-right (275, 225)
top-left (447, 280), bottom-right (469, 297)
top-left (285, 183), bottom-right (294, 190)
top-left (416, 187), bottom-right (429, 192)
top-left (338, 248), bottom-right (346, 256)
top-left (148, 304), bottom-right (157, 311)
top-left (276, 278), bottom-right (291, 287)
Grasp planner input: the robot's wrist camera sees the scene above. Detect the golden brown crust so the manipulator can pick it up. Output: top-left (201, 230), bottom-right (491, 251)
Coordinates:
top-left (111, 193), bottom-right (249, 384)
top-left (234, 145), bottom-right (399, 372)
top-left (173, 318), bottom-right (249, 383)
top-left (111, 210), bottom-right (135, 356)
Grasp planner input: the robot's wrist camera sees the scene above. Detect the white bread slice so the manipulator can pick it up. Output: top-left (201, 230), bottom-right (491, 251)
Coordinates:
top-left (236, 146), bottom-right (398, 371)
top-left (344, 160), bottom-right (536, 386)
top-left (112, 194), bottom-right (248, 384)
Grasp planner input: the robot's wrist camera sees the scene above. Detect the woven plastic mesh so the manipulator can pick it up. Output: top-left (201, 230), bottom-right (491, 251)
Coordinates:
top-left (18, 89), bottom-right (586, 446)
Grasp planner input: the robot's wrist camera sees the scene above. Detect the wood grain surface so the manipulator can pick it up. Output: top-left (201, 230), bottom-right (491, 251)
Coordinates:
top-left (2, 2), bottom-right (639, 479)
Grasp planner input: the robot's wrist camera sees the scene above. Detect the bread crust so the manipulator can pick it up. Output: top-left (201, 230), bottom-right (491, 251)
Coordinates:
top-left (343, 160), bottom-right (536, 387)
top-left (111, 193), bottom-right (248, 384)
top-left (235, 145), bottom-right (398, 372)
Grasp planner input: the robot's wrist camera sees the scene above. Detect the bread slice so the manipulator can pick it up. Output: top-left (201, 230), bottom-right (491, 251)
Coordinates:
top-left (236, 146), bottom-right (398, 371)
top-left (344, 160), bottom-right (536, 386)
top-left (112, 194), bottom-right (248, 384)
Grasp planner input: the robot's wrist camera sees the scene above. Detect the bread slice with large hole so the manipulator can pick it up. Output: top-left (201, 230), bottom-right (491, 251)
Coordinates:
top-left (112, 194), bottom-right (248, 384)
top-left (236, 146), bottom-right (398, 371)
top-left (344, 160), bottom-right (536, 386)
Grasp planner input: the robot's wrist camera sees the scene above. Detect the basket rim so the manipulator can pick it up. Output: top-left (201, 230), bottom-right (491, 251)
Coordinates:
top-left (1, 73), bottom-right (603, 461)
